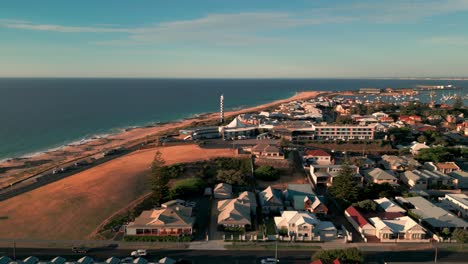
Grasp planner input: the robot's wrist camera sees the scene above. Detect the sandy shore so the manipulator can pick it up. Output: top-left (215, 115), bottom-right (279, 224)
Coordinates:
top-left (0, 90), bottom-right (322, 188)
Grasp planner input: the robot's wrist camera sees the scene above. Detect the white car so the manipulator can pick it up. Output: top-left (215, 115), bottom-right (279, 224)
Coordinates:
top-left (260, 258), bottom-right (279, 264)
top-left (131, 249), bottom-right (147, 257)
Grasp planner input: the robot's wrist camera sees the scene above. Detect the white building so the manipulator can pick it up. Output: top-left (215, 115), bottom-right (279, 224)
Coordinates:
top-left (368, 216), bottom-right (429, 242)
top-left (374, 197), bottom-right (406, 214)
top-left (439, 194), bottom-right (468, 219)
top-left (274, 211), bottom-right (336, 241)
top-left (310, 164), bottom-right (362, 187)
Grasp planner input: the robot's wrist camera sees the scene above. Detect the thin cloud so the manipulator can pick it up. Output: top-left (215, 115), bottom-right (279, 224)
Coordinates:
top-left (1, 0), bottom-right (468, 45)
top-left (423, 36), bottom-right (468, 46)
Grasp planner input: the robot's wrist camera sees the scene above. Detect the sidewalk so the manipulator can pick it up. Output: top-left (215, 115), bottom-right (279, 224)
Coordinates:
top-left (188, 240), bottom-right (227, 250)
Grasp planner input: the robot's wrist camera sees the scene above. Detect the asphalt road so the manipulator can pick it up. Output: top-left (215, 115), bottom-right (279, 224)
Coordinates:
top-left (1, 247), bottom-right (468, 264)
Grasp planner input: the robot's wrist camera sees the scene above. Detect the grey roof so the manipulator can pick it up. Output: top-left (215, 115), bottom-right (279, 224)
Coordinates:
top-left (449, 170), bottom-right (468, 179)
top-left (0, 257), bottom-right (12, 264)
top-left (286, 184), bottom-right (315, 200)
top-left (404, 196), bottom-right (468, 228)
top-left (365, 168), bottom-right (397, 181)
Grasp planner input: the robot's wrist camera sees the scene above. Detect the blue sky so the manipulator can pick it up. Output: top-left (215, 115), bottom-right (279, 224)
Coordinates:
top-left (1, 0), bottom-right (468, 78)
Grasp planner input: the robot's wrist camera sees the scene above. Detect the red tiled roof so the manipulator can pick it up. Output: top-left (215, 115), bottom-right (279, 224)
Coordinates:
top-left (437, 162), bottom-right (459, 169)
top-left (305, 149), bottom-right (330, 157)
top-left (332, 259), bottom-right (343, 264)
top-left (418, 126), bottom-right (436, 132)
top-left (346, 206), bottom-right (370, 227)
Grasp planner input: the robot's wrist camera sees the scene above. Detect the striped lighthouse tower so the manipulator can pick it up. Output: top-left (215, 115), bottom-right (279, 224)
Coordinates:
top-left (220, 94), bottom-right (224, 123)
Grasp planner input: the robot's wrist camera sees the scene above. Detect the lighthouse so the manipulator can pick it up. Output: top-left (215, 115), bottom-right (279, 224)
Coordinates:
top-left (220, 94), bottom-right (224, 123)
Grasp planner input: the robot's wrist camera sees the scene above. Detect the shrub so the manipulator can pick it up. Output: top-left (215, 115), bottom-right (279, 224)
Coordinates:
top-left (124, 235), bottom-right (192, 242)
top-left (312, 248), bottom-right (363, 263)
top-left (255, 165), bottom-right (279, 181)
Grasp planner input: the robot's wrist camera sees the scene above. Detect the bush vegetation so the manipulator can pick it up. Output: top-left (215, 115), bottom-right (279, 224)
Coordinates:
top-left (255, 165), bottom-right (279, 181)
top-left (312, 248), bottom-right (363, 264)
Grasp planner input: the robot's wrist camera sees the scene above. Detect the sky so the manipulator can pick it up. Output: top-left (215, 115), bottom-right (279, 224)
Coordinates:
top-left (1, 0), bottom-right (468, 78)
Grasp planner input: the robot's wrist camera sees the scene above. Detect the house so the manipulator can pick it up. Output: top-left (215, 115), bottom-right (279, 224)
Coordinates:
top-left (368, 216), bottom-right (428, 242)
top-left (303, 149), bottom-right (331, 165)
top-left (400, 196), bottom-right (468, 231)
top-left (335, 104), bottom-right (350, 115)
top-left (435, 162), bottom-right (461, 174)
top-left (448, 171), bottom-right (468, 189)
top-left (214, 183), bottom-right (233, 199)
top-left (274, 211), bottom-right (337, 241)
top-left (380, 155), bottom-right (421, 172)
top-left (217, 196), bottom-right (252, 229)
top-left (251, 144), bottom-right (284, 159)
top-left (374, 197), bottom-right (406, 214)
top-left (363, 168), bottom-right (398, 185)
top-left (310, 164), bottom-right (362, 187)
top-left (409, 142), bottom-right (430, 156)
top-left (238, 191), bottom-right (257, 214)
top-left (372, 112), bottom-right (389, 119)
top-left (259, 186), bottom-right (284, 214)
top-left (351, 156), bottom-right (376, 169)
top-left (284, 184), bottom-right (328, 215)
top-left (344, 206), bottom-right (376, 237)
top-left (401, 169), bottom-right (454, 190)
top-left (126, 200), bottom-right (195, 236)
top-left (439, 194), bottom-right (468, 219)
top-left (399, 115), bottom-right (422, 124)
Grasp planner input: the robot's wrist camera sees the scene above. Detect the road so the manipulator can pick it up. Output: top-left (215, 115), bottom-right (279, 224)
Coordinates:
top-left (1, 247), bottom-right (468, 264)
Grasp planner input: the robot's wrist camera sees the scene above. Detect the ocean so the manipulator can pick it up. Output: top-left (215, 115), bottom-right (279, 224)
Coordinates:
top-left (0, 78), bottom-right (466, 160)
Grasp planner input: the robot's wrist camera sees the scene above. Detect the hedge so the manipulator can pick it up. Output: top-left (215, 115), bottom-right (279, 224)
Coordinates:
top-left (124, 235), bottom-right (192, 242)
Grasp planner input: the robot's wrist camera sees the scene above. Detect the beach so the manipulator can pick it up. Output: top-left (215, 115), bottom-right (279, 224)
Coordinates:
top-left (0, 90), bottom-right (322, 189)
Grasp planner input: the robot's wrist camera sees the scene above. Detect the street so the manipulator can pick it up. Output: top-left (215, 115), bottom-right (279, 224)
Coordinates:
top-left (1, 247), bottom-right (468, 264)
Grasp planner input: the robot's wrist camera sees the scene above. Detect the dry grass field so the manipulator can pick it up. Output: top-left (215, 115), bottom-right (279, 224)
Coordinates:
top-left (0, 144), bottom-right (235, 240)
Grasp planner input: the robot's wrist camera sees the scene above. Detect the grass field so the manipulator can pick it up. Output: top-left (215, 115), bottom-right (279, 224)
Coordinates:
top-left (0, 144), bottom-right (235, 240)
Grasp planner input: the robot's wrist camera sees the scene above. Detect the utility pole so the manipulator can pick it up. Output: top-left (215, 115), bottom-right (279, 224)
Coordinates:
top-left (275, 237), bottom-right (278, 261)
top-left (13, 240), bottom-right (16, 260)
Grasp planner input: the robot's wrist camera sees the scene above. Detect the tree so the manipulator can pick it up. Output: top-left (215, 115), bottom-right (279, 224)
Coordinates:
top-left (255, 165), bottom-right (279, 181)
top-left (452, 229), bottom-right (468, 243)
top-left (216, 169), bottom-right (247, 185)
top-left (417, 135), bottom-right (427, 144)
top-left (336, 115), bottom-right (353, 124)
top-left (312, 248), bottom-right (363, 264)
top-left (149, 150), bottom-right (169, 205)
top-left (352, 199), bottom-right (378, 213)
top-left (441, 227), bottom-right (451, 238)
top-left (416, 147), bottom-right (453, 163)
top-left (280, 137), bottom-right (291, 148)
top-left (328, 164), bottom-right (359, 205)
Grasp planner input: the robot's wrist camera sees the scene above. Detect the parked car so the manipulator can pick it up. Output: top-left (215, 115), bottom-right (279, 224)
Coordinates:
top-left (185, 201), bottom-right (196, 207)
top-left (121, 257), bottom-right (134, 263)
top-left (131, 249), bottom-right (147, 257)
top-left (71, 246), bottom-right (89, 253)
top-left (260, 258), bottom-right (279, 264)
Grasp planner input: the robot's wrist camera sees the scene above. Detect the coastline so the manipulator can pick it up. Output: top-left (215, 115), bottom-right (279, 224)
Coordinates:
top-left (0, 90), bottom-right (322, 188)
